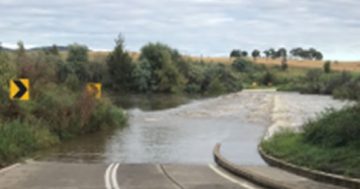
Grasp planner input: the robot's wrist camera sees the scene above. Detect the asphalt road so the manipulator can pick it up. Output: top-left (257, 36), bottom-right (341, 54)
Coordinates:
top-left (0, 161), bottom-right (264, 189)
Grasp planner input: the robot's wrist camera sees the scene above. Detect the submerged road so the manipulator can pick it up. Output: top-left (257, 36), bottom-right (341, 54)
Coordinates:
top-left (0, 90), bottom-right (350, 188)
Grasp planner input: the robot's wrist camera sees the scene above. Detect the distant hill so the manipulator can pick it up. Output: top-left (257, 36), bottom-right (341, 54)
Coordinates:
top-left (28, 46), bottom-right (69, 52)
top-left (0, 47), bottom-right (15, 52)
top-left (0, 46), bottom-right (69, 52)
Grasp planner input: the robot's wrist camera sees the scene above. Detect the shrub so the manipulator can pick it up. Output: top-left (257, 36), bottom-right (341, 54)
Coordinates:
top-left (232, 58), bottom-right (253, 72)
top-left (262, 130), bottom-right (360, 177)
top-left (324, 61), bottom-right (332, 73)
top-left (281, 60), bottom-right (288, 71)
top-left (204, 63), bottom-right (242, 93)
top-left (67, 44), bottom-right (89, 63)
top-left (0, 52), bottom-right (16, 89)
top-left (261, 71), bottom-right (276, 86)
top-left (303, 105), bottom-right (360, 148)
top-left (333, 76), bottom-right (360, 100)
top-left (138, 43), bottom-right (185, 93)
top-left (0, 120), bottom-right (58, 166)
top-left (207, 77), bottom-right (226, 95)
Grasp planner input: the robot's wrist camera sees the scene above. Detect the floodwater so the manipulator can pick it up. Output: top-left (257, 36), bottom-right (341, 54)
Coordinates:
top-left (37, 90), bottom-right (350, 165)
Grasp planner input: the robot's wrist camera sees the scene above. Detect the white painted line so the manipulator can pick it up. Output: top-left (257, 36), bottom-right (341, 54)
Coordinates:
top-left (208, 164), bottom-right (257, 189)
top-left (111, 163), bottom-right (120, 189)
top-left (105, 163), bottom-right (115, 189)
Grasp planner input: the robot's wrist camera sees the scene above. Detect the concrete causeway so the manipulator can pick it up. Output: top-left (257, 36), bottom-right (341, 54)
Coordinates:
top-left (0, 161), bottom-right (264, 189)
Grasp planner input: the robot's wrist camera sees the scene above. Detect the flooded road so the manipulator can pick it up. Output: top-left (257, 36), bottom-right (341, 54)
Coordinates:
top-left (38, 90), bottom-right (349, 165)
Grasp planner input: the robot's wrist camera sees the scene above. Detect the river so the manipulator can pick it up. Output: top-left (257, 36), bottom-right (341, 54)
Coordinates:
top-left (37, 90), bottom-right (350, 165)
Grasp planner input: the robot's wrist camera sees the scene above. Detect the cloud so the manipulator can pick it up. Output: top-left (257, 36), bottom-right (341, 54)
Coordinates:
top-left (0, 0), bottom-right (360, 60)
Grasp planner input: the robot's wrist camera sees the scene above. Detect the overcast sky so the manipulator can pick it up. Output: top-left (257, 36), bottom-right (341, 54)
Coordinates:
top-left (1, 0), bottom-right (360, 60)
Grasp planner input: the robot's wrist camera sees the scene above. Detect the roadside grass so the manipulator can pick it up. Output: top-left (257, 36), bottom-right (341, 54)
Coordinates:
top-left (261, 105), bottom-right (360, 178)
top-left (0, 120), bottom-right (58, 166)
top-left (0, 93), bottom-right (127, 167)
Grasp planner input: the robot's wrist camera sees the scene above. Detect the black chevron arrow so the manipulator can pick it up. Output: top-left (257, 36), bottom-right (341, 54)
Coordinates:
top-left (13, 80), bottom-right (27, 98)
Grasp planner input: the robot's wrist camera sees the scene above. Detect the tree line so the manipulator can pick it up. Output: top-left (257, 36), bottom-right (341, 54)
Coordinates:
top-left (230, 47), bottom-right (323, 61)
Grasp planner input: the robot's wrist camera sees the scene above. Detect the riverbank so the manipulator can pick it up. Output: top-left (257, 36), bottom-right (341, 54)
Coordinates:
top-left (261, 104), bottom-right (360, 178)
top-left (0, 97), bottom-right (127, 168)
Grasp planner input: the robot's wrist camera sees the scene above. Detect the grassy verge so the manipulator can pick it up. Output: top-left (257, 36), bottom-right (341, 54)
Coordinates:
top-left (0, 94), bottom-right (127, 167)
top-left (261, 105), bottom-right (360, 178)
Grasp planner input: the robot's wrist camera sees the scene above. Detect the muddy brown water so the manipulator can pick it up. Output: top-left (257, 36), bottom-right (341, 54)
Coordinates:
top-left (37, 91), bottom-right (349, 165)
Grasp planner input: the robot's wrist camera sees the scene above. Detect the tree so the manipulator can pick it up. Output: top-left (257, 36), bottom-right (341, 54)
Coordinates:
top-left (67, 44), bottom-right (88, 63)
top-left (290, 47), bottom-right (303, 58)
top-left (232, 58), bottom-right (253, 72)
top-left (275, 48), bottom-right (287, 59)
top-left (281, 58), bottom-right (288, 71)
top-left (132, 61), bottom-right (152, 92)
top-left (49, 44), bottom-right (60, 56)
top-left (268, 48), bottom-right (276, 59)
top-left (324, 61), bottom-right (331, 73)
top-left (278, 48), bottom-right (288, 71)
top-left (0, 44), bottom-right (14, 88)
top-left (139, 42), bottom-right (185, 93)
top-left (16, 41), bottom-right (26, 58)
top-left (251, 49), bottom-right (260, 61)
top-left (263, 50), bottom-right (270, 58)
top-left (314, 51), bottom-right (323, 60)
top-left (66, 44), bottom-right (90, 82)
top-left (241, 51), bottom-right (248, 57)
top-left (15, 41), bottom-right (28, 65)
top-left (230, 49), bottom-right (241, 58)
top-left (290, 47), bottom-right (324, 60)
top-left (107, 34), bottom-right (134, 91)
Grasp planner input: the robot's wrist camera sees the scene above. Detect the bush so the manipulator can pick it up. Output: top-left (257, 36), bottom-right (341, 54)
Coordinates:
top-left (296, 70), bottom-right (354, 96)
top-left (333, 76), bottom-right (360, 100)
top-left (0, 52), bottom-right (16, 88)
top-left (207, 77), bottom-right (226, 95)
top-left (203, 63), bottom-right (242, 94)
top-left (232, 58), bottom-right (254, 72)
top-left (0, 45), bottom-right (128, 167)
top-left (303, 105), bottom-right (360, 148)
top-left (261, 71), bottom-right (276, 86)
top-left (262, 105), bottom-right (360, 177)
top-left (0, 120), bottom-right (58, 166)
top-left (88, 98), bottom-right (127, 132)
top-left (262, 130), bottom-right (360, 177)
top-left (137, 43), bottom-right (185, 93)
top-left (67, 44), bottom-right (89, 63)
top-left (324, 61), bottom-right (331, 73)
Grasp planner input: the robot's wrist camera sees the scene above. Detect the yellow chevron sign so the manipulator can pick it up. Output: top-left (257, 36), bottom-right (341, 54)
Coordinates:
top-left (9, 79), bottom-right (30, 101)
top-left (86, 83), bottom-right (102, 99)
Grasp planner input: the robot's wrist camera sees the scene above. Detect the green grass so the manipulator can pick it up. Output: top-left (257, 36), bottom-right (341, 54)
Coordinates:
top-left (261, 105), bottom-right (360, 178)
top-left (0, 120), bottom-right (58, 166)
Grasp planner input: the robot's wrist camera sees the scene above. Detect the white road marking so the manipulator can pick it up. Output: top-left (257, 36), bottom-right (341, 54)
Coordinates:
top-left (208, 164), bottom-right (257, 189)
top-left (105, 163), bottom-right (115, 189)
top-left (111, 163), bottom-right (120, 189)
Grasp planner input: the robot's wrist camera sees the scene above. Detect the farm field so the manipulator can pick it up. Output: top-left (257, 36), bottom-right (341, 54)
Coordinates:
top-left (86, 51), bottom-right (360, 72)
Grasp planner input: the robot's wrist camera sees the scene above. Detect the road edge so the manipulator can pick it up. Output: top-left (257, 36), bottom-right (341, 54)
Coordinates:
top-left (258, 145), bottom-right (360, 189)
top-left (0, 163), bottom-right (21, 175)
top-left (213, 143), bottom-right (289, 189)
